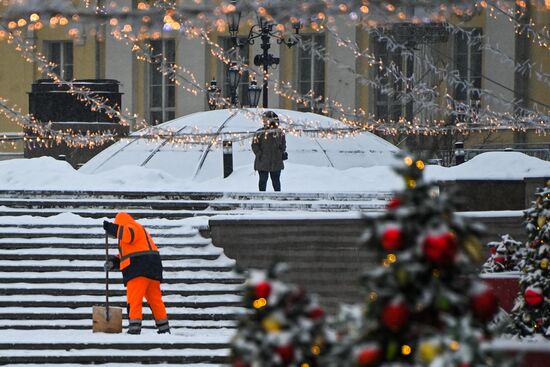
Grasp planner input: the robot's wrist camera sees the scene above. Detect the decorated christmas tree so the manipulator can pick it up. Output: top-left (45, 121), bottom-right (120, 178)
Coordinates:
top-left (482, 234), bottom-right (524, 273)
top-left (323, 154), bottom-right (503, 366)
top-left (510, 180), bottom-right (550, 337)
top-left (231, 263), bottom-right (331, 366)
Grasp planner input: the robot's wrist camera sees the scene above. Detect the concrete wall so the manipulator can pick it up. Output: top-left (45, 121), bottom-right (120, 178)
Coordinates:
top-left (208, 214), bottom-right (525, 312)
top-left (209, 218), bottom-right (371, 312)
top-left (439, 177), bottom-right (549, 211)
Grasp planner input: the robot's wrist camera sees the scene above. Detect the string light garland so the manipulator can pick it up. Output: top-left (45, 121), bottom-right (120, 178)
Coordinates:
top-left (0, 97), bottom-right (118, 150)
top-left (0, 0), bottom-right (548, 151)
top-left (170, 9), bottom-right (546, 134)
top-left (178, 1), bottom-right (550, 134)
top-left (3, 28), bottom-right (143, 128)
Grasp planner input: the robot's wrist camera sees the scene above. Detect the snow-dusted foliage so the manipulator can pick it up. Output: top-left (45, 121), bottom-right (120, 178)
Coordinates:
top-left (322, 154), bottom-right (505, 366)
top-left (510, 181), bottom-right (550, 337)
top-left (230, 263), bottom-right (332, 366)
top-left (482, 234), bottom-right (524, 273)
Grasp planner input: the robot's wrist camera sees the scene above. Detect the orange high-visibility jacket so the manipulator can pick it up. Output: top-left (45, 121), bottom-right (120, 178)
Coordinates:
top-left (114, 212), bottom-right (163, 286)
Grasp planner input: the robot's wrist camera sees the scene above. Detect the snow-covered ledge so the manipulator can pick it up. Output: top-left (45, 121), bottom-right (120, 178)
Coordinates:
top-left (487, 336), bottom-right (550, 367)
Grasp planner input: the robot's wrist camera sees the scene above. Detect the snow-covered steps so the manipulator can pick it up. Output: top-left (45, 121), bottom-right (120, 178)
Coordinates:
top-left (0, 330), bottom-right (232, 364)
top-left (0, 190), bottom-right (391, 201)
top-left (0, 214), bottom-right (244, 365)
top-left (0, 189), bottom-right (391, 218)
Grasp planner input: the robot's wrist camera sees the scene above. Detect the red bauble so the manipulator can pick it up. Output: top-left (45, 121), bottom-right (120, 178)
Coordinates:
top-left (490, 247), bottom-right (497, 254)
top-left (307, 306), bottom-right (325, 320)
top-left (254, 281), bottom-right (272, 299)
top-left (494, 255), bottom-right (506, 264)
top-left (471, 286), bottom-right (499, 321)
top-left (423, 232), bottom-right (457, 265)
top-left (524, 287), bottom-right (544, 307)
top-left (274, 344), bottom-right (294, 364)
top-left (381, 227), bottom-right (403, 250)
top-left (232, 359), bottom-right (249, 367)
top-left (387, 197), bottom-right (402, 210)
top-left (356, 346), bottom-right (381, 366)
top-left (381, 303), bottom-right (409, 332)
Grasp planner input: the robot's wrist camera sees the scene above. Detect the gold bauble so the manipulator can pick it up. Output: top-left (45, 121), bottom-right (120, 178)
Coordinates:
top-left (537, 216), bottom-right (547, 228)
top-left (418, 342), bottom-right (441, 363)
top-left (463, 235), bottom-right (483, 263)
top-left (405, 178), bottom-right (417, 188)
top-left (541, 259), bottom-right (549, 269)
top-left (396, 269), bottom-right (408, 285)
top-left (261, 317), bottom-right (281, 332)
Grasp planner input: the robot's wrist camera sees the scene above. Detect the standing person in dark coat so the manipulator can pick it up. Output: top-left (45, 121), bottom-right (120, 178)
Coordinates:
top-left (251, 111), bottom-right (287, 192)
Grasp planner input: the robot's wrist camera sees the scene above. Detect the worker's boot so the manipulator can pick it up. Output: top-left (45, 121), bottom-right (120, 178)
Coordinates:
top-left (128, 319), bottom-right (142, 335)
top-left (156, 318), bottom-right (170, 334)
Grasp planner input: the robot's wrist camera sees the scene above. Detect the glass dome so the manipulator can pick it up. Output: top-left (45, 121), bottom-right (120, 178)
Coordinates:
top-left (80, 109), bottom-right (400, 181)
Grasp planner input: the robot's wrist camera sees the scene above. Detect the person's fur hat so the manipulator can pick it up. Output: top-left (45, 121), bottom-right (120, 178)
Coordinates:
top-left (262, 111), bottom-right (279, 128)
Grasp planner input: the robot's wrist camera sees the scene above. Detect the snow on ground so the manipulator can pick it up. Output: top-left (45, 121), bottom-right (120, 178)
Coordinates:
top-left (424, 151), bottom-right (550, 181)
top-left (0, 152), bottom-right (547, 355)
top-left (0, 151), bottom-right (548, 192)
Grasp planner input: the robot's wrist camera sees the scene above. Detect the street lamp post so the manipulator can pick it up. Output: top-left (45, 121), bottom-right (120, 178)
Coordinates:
top-left (226, 0), bottom-right (301, 108)
top-left (206, 72), bottom-right (261, 110)
top-left (227, 61), bottom-right (241, 107)
top-left (206, 78), bottom-right (221, 111)
top-left (247, 78), bottom-right (262, 108)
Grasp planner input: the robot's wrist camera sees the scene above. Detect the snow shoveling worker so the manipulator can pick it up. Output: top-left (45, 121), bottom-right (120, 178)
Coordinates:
top-left (103, 212), bottom-right (170, 335)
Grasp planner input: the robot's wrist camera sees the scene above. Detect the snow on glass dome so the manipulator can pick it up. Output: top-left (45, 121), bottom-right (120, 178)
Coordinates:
top-left (80, 109), bottom-right (400, 181)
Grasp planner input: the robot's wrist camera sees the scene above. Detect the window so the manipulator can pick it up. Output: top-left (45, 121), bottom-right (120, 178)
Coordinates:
top-left (217, 37), bottom-right (250, 106)
top-left (45, 41), bottom-right (73, 80)
top-left (372, 36), bottom-right (412, 122)
top-left (453, 28), bottom-right (482, 122)
top-left (296, 34), bottom-right (325, 113)
top-left (149, 39), bottom-right (176, 125)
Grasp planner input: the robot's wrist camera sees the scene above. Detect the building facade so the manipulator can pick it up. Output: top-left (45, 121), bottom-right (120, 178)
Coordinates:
top-left (0, 0), bottom-right (548, 164)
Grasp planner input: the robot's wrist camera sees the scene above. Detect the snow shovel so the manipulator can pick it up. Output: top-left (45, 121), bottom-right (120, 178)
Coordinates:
top-left (92, 232), bottom-right (123, 333)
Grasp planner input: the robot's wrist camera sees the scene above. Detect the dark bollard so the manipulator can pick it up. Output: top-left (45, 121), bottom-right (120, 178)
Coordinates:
top-left (454, 141), bottom-right (465, 165)
top-left (223, 140), bottom-right (233, 178)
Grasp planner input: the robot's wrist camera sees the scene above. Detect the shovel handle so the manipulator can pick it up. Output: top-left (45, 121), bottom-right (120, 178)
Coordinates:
top-left (105, 231), bottom-right (110, 321)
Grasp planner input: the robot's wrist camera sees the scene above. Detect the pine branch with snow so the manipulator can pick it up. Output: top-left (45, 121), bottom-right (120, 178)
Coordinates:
top-left (510, 182), bottom-right (550, 337)
top-left (230, 263), bottom-right (332, 366)
top-left (482, 234), bottom-right (524, 273)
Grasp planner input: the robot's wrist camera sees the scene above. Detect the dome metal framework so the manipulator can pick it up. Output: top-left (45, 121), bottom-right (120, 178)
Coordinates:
top-left (80, 109), bottom-right (400, 181)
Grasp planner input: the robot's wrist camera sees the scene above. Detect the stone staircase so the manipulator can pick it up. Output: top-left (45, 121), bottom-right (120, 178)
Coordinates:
top-left (0, 215), bottom-right (244, 365)
top-left (0, 189), bottom-right (391, 365)
top-left (0, 190), bottom-right (391, 218)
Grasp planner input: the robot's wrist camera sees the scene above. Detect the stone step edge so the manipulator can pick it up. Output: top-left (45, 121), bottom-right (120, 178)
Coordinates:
top-left (0, 342), bottom-right (229, 350)
top-left (0, 355), bottom-right (229, 364)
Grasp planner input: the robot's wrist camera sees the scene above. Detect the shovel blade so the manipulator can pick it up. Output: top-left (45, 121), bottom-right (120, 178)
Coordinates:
top-left (92, 305), bottom-right (123, 333)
